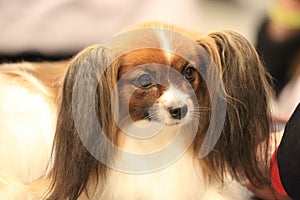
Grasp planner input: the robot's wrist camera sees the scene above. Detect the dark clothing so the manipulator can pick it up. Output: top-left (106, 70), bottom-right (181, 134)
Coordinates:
top-left (271, 104), bottom-right (300, 199)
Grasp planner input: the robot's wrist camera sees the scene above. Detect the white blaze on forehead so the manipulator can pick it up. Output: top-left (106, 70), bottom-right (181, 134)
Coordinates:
top-left (162, 90), bottom-right (175, 103)
top-left (161, 87), bottom-right (187, 106)
top-left (157, 29), bottom-right (172, 62)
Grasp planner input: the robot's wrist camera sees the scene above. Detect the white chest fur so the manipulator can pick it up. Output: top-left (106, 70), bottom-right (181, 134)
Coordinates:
top-left (99, 151), bottom-right (207, 200)
top-left (96, 154), bottom-right (249, 200)
top-left (91, 123), bottom-right (242, 200)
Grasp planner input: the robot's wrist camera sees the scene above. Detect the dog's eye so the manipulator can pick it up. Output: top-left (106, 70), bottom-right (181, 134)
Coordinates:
top-left (136, 74), bottom-right (156, 89)
top-left (183, 66), bottom-right (196, 82)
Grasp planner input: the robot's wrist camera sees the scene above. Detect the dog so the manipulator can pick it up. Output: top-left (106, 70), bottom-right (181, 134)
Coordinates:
top-left (0, 23), bottom-right (274, 200)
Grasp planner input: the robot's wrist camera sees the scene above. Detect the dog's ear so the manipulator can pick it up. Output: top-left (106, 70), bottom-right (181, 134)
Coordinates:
top-left (197, 31), bottom-right (274, 183)
top-left (48, 46), bottom-right (119, 200)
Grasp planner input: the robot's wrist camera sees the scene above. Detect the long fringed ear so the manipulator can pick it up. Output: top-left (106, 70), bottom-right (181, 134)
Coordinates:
top-left (197, 31), bottom-right (274, 184)
top-left (47, 46), bottom-right (119, 200)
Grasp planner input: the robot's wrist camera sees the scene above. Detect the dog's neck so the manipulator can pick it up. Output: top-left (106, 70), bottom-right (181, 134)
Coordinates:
top-left (85, 122), bottom-right (206, 200)
top-left (79, 122), bottom-right (250, 200)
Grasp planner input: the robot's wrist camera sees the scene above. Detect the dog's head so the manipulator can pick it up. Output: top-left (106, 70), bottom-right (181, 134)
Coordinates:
top-left (48, 23), bottom-right (274, 199)
top-left (118, 49), bottom-right (200, 126)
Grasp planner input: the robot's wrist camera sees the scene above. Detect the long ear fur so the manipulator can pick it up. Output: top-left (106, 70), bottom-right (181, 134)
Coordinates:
top-left (197, 31), bottom-right (274, 184)
top-left (47, 46), bottom-right (119, 200)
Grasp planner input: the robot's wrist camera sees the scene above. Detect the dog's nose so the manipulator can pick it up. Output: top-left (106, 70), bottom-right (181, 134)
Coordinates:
top-left (169, 105), bottom-right (188, 119)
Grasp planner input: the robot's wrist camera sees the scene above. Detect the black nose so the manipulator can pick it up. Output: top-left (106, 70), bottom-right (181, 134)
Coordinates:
top-left (169, 105), bottom-right (188, 119)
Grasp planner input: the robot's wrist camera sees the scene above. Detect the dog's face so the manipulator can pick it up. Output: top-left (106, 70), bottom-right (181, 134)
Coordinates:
top-left (118, 49), bottom-right (205, 127)
top-left (49, 24), bottom-right (275, 199)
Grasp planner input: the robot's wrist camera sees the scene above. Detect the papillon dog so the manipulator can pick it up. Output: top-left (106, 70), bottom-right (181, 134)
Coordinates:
top-left (0, 23), bottom-right (274, 200)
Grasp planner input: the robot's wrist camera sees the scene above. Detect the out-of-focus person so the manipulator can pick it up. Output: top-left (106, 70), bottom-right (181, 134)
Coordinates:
top-left (256, 0), bottom-right (300, 120)
top-left (256, 0), bottom-right (300, 95)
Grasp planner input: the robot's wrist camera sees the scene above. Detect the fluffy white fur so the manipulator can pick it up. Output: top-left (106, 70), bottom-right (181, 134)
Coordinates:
top-left (0, 68), bottom-right (55, 199)
top-left (96, 122), bottom-right (251, 200)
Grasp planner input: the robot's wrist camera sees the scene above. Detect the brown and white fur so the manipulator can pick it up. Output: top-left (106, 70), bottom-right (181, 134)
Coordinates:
top-left (0, 23), bottom-right (274, 200)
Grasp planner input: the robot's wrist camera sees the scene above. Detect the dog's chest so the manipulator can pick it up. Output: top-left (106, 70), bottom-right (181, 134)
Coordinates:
top-left (99, 152), bottom-right (206, 200)
top-left (90, 125), bottom-right (244, 200)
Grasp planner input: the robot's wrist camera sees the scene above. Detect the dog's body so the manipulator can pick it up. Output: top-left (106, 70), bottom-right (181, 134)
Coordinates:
top-left (0, 23), bottom-right (274, 200)
top-left (0, 62), bottom-right (247, 200)
top-left (0, 62), bottom-right (68, 199)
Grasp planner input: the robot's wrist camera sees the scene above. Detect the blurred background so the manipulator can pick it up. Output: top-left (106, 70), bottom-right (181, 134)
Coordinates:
top-left (0, 0), bottom-right (271, 57)
top-left (0, 0), bottom-right (299, 119)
